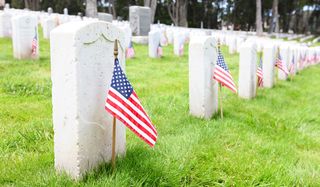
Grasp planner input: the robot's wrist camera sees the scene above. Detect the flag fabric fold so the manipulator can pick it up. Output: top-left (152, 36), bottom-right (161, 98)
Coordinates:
top-left (157, 44), bottom-right (163, 57)
top-left (213, 49), bottom-right (237, 93)
top-left (126, 41), bottom-right (135, 59)
top-left (257, 58), bottom-right (263, 87)
top-left (105, 58), bottom-right (158, 147)
top-left (31, 28), bottom-right (37, 56)
top-left (289, 56), bottom-right (295, 74)
top-left (275, 52), bottom-right (289, 75)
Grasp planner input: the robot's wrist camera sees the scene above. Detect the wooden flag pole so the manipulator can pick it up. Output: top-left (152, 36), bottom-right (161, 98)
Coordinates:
top-left (219, 83), bottom-right (223, 119)
top-left (256, 52), bottom-right (262, 96)
top-left (111, 117), bottom-right (116, 171)
top-left (275, 47), bottom-right (279, 84)
top-left (111, 39), bottom-right (118, 171)
top-left (217, 39), bottom-right (223, 119)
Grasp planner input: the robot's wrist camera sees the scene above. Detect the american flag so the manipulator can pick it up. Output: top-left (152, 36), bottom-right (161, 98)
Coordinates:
top-left (31, 28), bottom-right (37, 56)
top-left (289, 55), bottom-right (295, 74)
top-left (157, 44), bottom-right (163, 57)
top-left (179, 43), bottom-right (184, 56)
top-left (275, 52), bottom-right (289, 75)
top-left (126, 41), bottom-right (135, 59)
top-left (213, 49), bottom-right (237, 93)
top-left (105, 58), bottom-right (158, 147)
top-left (257, 58), bottom-right (263, 87)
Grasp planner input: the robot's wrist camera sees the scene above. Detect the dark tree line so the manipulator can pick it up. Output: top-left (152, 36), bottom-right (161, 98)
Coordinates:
top-left (6, 0), bottom-right (320, 34)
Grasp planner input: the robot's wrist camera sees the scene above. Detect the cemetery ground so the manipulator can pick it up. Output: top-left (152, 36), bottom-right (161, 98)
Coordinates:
top-left (1, 32), bottom-right (320, 186)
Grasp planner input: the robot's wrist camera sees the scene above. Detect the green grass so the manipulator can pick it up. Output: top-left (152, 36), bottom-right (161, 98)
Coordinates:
top-left (1, 30), bottom-right (320, 186)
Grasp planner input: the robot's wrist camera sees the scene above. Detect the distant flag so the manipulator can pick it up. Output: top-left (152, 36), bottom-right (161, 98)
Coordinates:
top-left (257, 58), bottom-right (263, 87)
top-left (275, 52), bottom-right (289, 75)
top-left (126, 41), bottom-right (135, 59)
top-left (213, 49), bottom-right (237, 93)
top-left (31, 27), bottom-right (37, 56)
top-left (105, 58), bottom-right (158, 147)
top-left (157, 43), bottom-right (163, 57)
top-left (289, 55), bottom-right (295, 74)
top-left (179, 43), bottom-right (184, 56)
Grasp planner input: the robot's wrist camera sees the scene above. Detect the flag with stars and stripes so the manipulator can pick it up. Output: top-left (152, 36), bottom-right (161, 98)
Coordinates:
top-left (257, 58), bottom-right (263, 87)
top-left (157, 43), bottom-right (163, 57)
top-left (289, 55), bottom-right (295, 74)
top-left (213, 49), bottom-right (237, 93)
top-left (179, 43), bottom-right (184, 56)
top-left (126, 41), bottom-right (135, 59)
top-left (275, 52), bottom-right (289, 75)
top-left (105, 58), bottom-right (158, 147)
top-left (31, 28), bottom-right (37, 56)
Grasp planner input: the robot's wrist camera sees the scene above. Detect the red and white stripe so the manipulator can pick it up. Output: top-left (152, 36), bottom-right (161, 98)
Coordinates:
top-left (126, 47), bottom-right (135, 59)
top-left (257, 67), bottom-right (263, 87)
top-left (213, 65), bottom-right (237, 93)
top-left (105, 87), bottom-right (158, 147)
top-left (31, 38), bottom-right (37, 56)
top-left (157, 46), bottom-right (163, 57)
top-left (275, 58), bottom-right (289, 75)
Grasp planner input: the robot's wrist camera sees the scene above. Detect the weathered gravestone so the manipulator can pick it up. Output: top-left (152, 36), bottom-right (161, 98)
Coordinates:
top-left (98, 13), bottom-right (113, 22)
top-left (11, 14), bottom-right (38, 59)
top-left (129, 6), bottom-right (151, 36)
top-left (189, 36), bottom-right (218, 119)
top-left (228, 36), bottom-right (237, 54)
top-left (0, 11), bottom-right (12, 37)
top-left (148, 30), bottom-right (161, 58)
top-left (50, 21), bottom-right (126, 179)
top-left (262, 43), bottom-right (276, 88)
top-left (278, 45), bottom-right (290, 80)
top-left (63, 8), bottom-right (68, 15)
top-left (238, 42), bottom-right (257, 99)
top-left (48, 7), bottom-right (53, 15)
top-left (42, 17), bottom-right (57, 39)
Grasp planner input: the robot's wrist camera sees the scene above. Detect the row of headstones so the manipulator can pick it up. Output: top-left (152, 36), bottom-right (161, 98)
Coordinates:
top-left (0, 7), bottom-right (123, 60)
top-left (189, 36), bottom-right (320, 119)
top-left (146, 24), bottom-right (311, 59)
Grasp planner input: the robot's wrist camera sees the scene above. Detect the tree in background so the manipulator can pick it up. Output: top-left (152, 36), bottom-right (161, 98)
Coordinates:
top-left (144, 0), bottom-right (157, 23)
top-left (256, 0), bottom-right (263, 35)
top-left (5, 0), bottom-right (320, 34)
top-left (86, 0), bottom-right (97, 17)
top-left (167, 0), bottom-right (188, 27)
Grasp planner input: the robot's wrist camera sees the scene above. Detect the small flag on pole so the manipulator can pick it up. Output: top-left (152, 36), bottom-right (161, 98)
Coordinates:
top-left (257, 58), bottom-right (263, 87)
top-left (179, 43), bottom-right (184, 56)
top-left (213, 49), bottom-right (237, 93)
top-left (275, 52), bottom-right (289, 75)
top-left (105, 58), bottom-right (158, 147)
top-left (126, 41), bottom-right (135, 59)
top-left (157, 43), bottom-right (163, 57)
top-left (31, 28), bottom-right (37, 56)
top-left (289, 55), bottom-right (295, 74)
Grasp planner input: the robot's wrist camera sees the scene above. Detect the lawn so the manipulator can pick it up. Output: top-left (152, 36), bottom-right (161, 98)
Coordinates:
top-left (1, 31), bottom-right (320, 186)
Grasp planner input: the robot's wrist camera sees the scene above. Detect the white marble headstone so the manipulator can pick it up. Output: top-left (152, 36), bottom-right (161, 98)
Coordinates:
top-left (238, 42), bottom-right (257, 99)
top-left (11, 14), bottom-right (39, 59)
top-left (189, 36), bottom-right (218, 118)
top-left (0, 11), bottom-right (12, 37)
top-left (148, 30), bottom-right (161, 58)
top-left (50, 21), bottom-right (126, 179)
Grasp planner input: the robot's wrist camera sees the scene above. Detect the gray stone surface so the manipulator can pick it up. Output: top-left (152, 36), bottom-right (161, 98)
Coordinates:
top-left (129, 6), bottom-right (151, 36)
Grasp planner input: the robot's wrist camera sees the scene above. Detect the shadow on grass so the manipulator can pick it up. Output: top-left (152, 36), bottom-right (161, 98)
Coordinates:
top-left (82, 146), bottom-right (168, 185)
